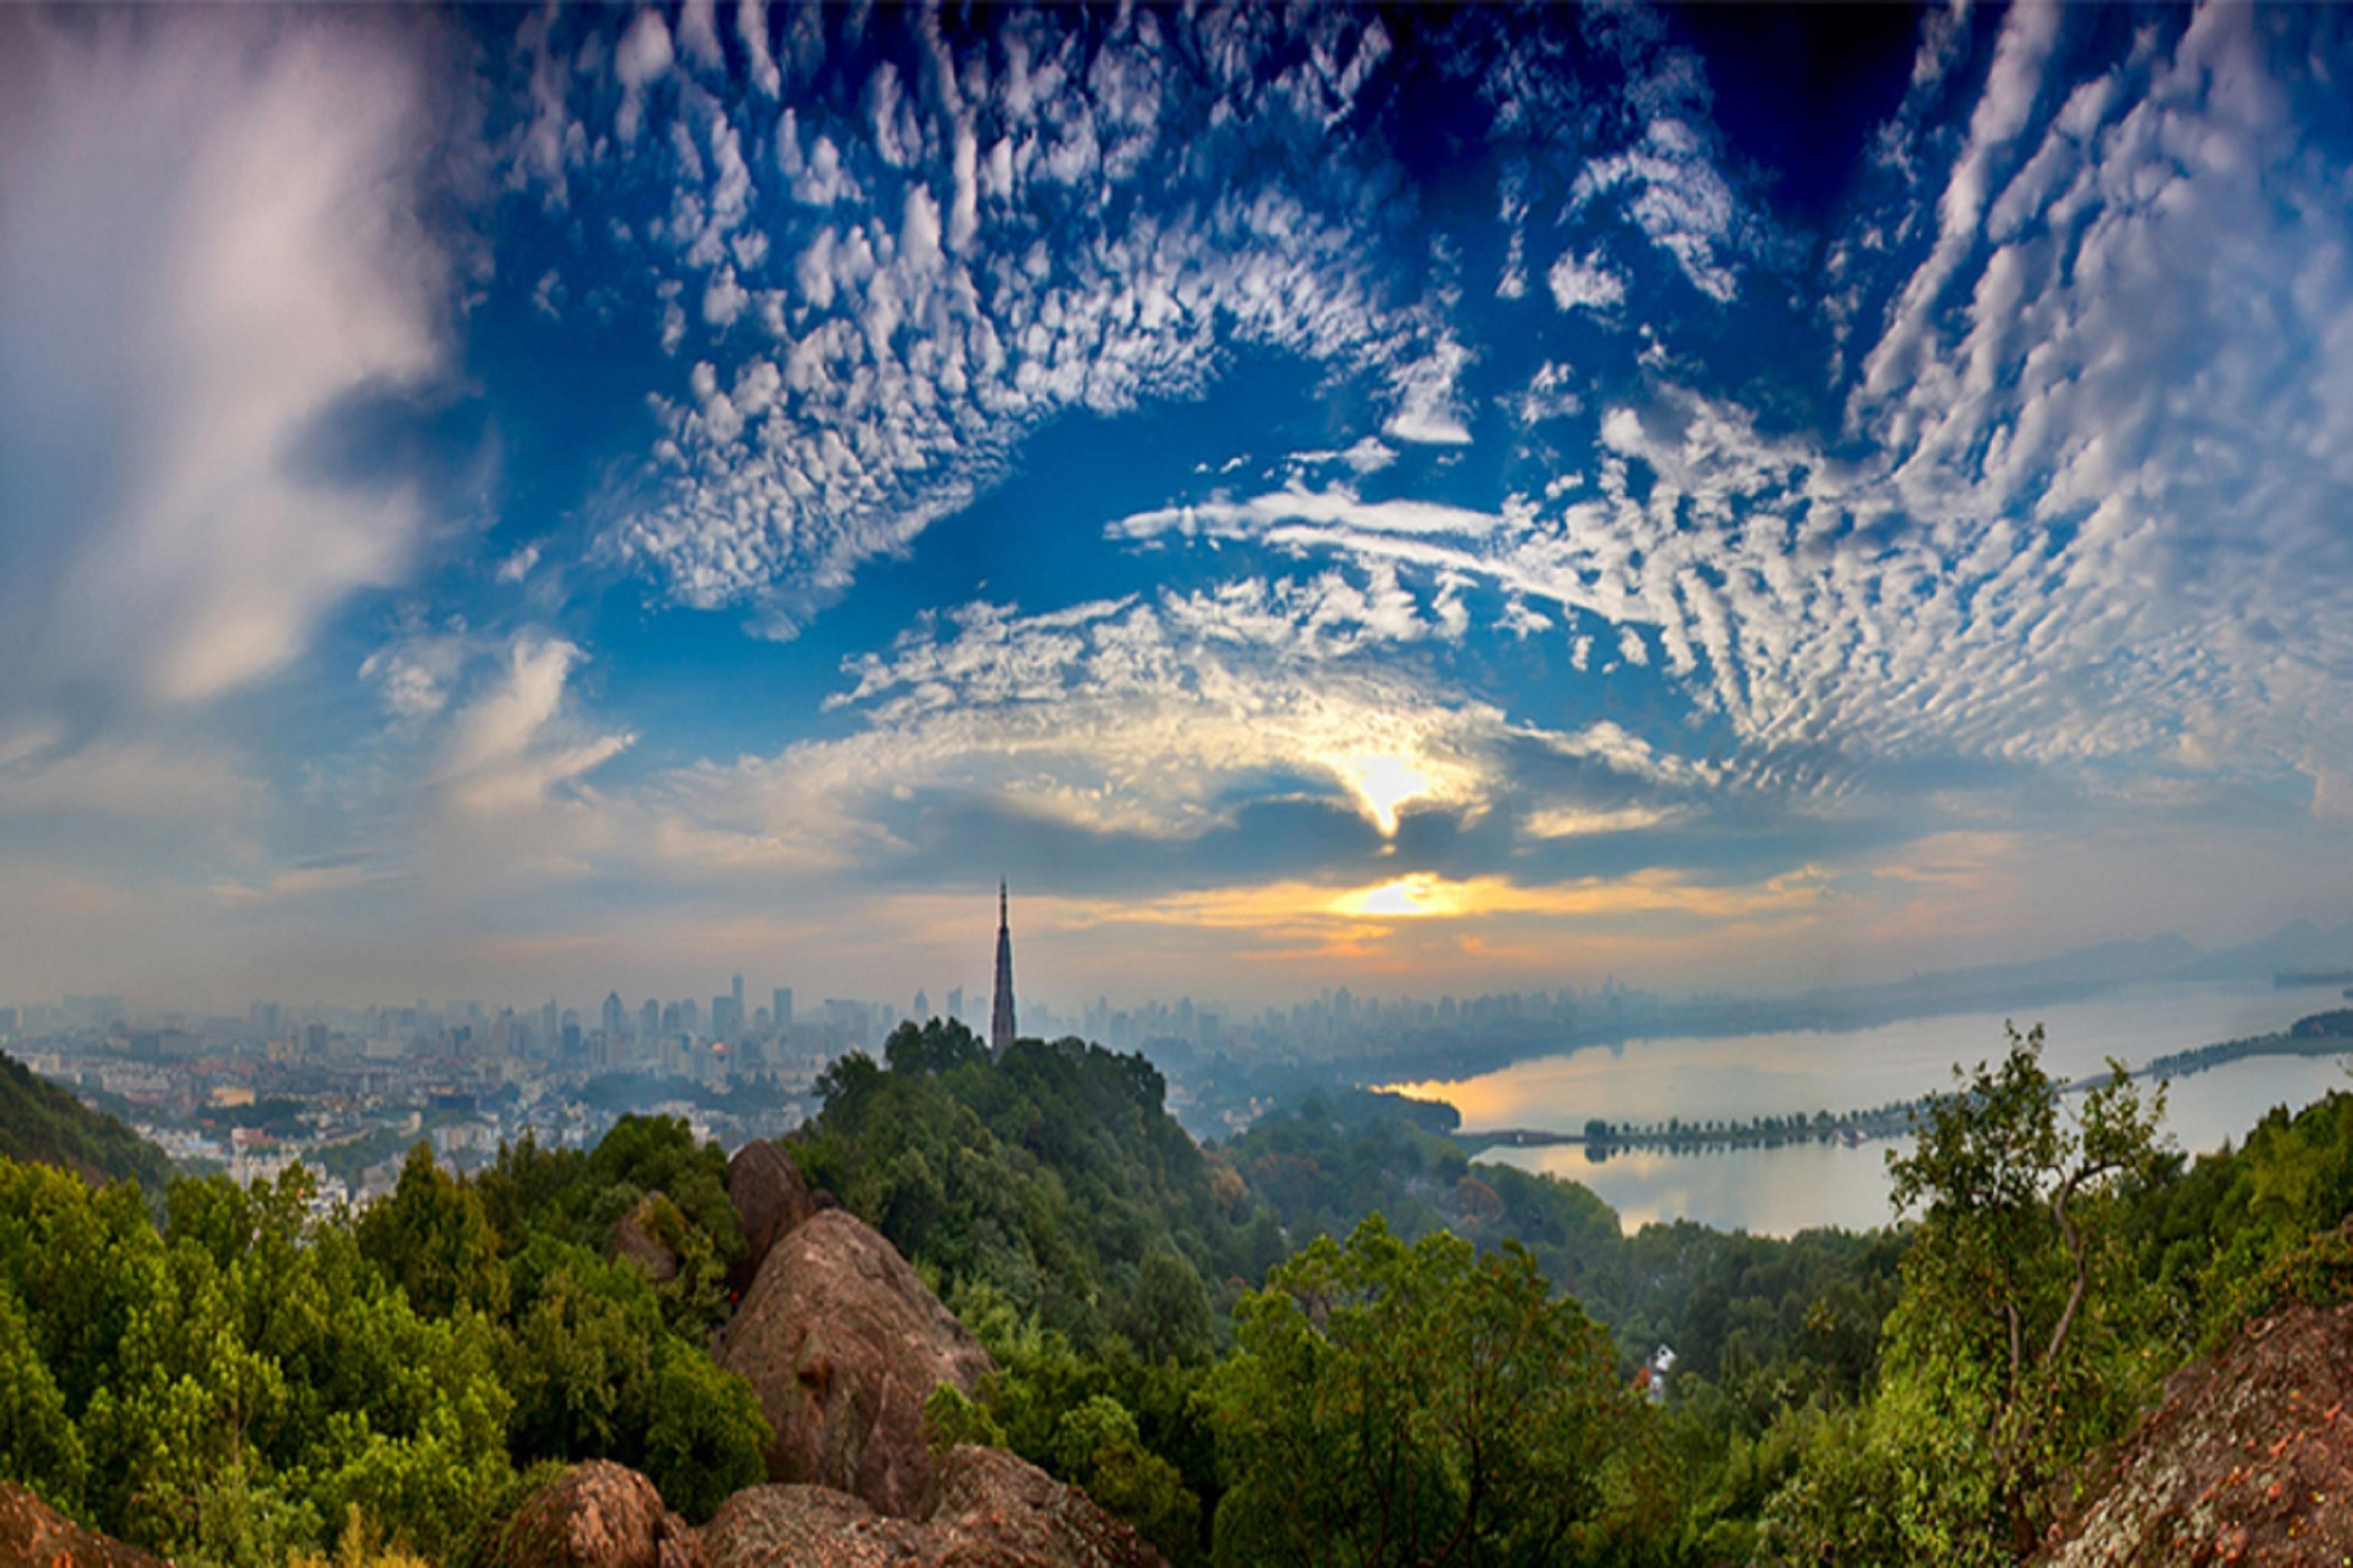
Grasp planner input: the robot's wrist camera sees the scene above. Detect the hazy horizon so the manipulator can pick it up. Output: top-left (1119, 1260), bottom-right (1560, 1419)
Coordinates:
top-left (5, 2), bottom-right (2351, 1012)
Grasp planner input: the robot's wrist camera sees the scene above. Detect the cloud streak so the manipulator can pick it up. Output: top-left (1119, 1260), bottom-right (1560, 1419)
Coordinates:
top-left (0, 9), bottom-right (458, 722)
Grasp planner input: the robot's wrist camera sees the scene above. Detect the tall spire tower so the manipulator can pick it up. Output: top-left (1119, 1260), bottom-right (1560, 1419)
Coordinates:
top-left (990, 880), bottom-right (1017, 1061)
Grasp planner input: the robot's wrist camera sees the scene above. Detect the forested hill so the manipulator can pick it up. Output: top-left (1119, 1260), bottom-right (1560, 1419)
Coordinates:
top-left (792, 1020), bottom-right (1288, 1354)
top-left (0, 1050), bottom-right (170, 1193)
top-left (793, 1021), bottom-right (2353, 1563)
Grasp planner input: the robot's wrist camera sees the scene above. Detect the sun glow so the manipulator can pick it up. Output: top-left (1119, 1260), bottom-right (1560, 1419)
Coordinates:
top-left (1332, 753), bottom-right (1436, 836)
top-left (1330, 873), bottom-right (1472, 919)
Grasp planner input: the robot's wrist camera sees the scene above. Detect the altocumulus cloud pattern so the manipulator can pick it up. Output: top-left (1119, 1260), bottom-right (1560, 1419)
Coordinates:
top-left (1, 2), bottom-right (2350, 1002)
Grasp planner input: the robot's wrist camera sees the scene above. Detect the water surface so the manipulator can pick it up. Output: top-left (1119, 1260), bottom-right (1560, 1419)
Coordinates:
top-left (1437, 982), bottom-right (2352, 1236)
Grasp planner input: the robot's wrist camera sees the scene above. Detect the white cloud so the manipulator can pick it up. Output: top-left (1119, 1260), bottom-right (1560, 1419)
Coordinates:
top-left (1512, 361), bottom-right (1583, 425)
top-left (438, 636), bottom-right (632, 819)
top-left (1384, 335), bottom-right (1475, 446)
top-left (1288, 436), bottom-right (1399, 476)
top-left (1524, 803), bottom-right (1679, 838)
top-left (1108, 485), bottom-right (1507, 546)
top-left (701, 263), bottom-right (748, 327)
top-left (675, 0), bottom-right (724, 74)
top-left (0, 10), bottom-right (451, 720)
top-left (602, 7), bottom-right (1431, 635)
top-left (496, 543), bottom-right (543, 584)
top-left (1569, 101), bottom-right (1747, 303)
top-left (795, 591), bottom-right (1686, 845)
top-left (1547, 250), bottom-right (1626, 313)
top-left (738, 0), bottom-right (780, 96)
top-left (613, 8), bottom-right (674, 143)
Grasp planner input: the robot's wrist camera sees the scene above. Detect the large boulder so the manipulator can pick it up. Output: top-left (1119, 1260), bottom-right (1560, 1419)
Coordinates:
top-left (0, 1485), bottom-right (167, 1568)
top-left (702, 1445), bottom-right (1164, 1568)
top-left (716, 1207), bottom-right (993, 1516)
top-left (611, 1194), bottom-right (680, 1283)
top-left (726, 1141), bottom-right (825, 1295)
top-left (482, 1460), bottom-right (704, 1568)
top-left (2038, 1301), bottom-right (2353, 1566)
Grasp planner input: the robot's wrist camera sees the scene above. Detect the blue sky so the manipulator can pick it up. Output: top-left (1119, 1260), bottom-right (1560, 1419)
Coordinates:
top-left (3, 2), bottom-right (2351, 1014)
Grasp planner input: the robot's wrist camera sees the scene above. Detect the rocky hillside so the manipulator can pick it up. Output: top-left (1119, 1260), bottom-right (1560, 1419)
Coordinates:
top-left (0, 1050), bottom-right (171, 1192)
top-left (2038, 1300), bottom-right (2353, 1565)
top-left (0, 1484), bottom-right (166, 1568)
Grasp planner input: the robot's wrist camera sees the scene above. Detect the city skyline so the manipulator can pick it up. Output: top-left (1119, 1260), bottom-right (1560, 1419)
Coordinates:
top-left (5, 3), bottom-right (2353, 1010)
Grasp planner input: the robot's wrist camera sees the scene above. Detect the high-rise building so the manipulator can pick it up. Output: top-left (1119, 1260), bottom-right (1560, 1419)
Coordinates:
top-left (990, 880), bottom-right (1017, 1061)
top-left (913, 987), bottom-right (930, 1021)
top-left (773, 987), bottom-right (793, 1036)
top-left (731, 973), bottom-right (745, 1034)
top-left (641, 998), bottom-right (660, 1046)
top-left (946, 986), bottom-right (962, 1025)
top-left (603, 991), bottom-right (624, 1041)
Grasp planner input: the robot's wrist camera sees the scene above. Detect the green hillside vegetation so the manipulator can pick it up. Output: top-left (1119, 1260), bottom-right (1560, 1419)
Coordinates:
top-left (792, 1021), bottom-right (1289, 1347)
top-left (0, 1050), bottom-right (172, 1194)
top-left (0, 1118), bottom-right (767, 1567)
top-left (9, 1019), bottom-right (2353, 1564)
top-left (819, 1021), bottom-right (2353, 1565)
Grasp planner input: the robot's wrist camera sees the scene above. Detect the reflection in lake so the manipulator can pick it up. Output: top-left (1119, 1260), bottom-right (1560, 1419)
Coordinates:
top-left (1449, 982), bottom-right (2353, 1237)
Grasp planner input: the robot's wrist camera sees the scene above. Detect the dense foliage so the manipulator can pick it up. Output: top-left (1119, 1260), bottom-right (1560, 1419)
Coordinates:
top-left (0, 1050), bottom-right (172, 1195)
top-left (13, 1018), bottom-right (2353, 1566)
top-left (794, 1021), bottom-right (1279, 1350)
top-left (821, 1026), bottom-right (1903, 1563)
top-left (1207, 1217), bottom-right (1662, 1567)
top-left (0, 1116), bottom-right (766, 1566)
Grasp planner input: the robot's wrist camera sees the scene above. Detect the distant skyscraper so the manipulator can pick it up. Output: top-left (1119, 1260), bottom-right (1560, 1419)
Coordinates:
top-left (640, 998), bottom-right (659, 1044)
top-left (990, 880), bottom-right (1017, 1061)
top-left (731, 973), bottom-right (745, 1033)
top-left (913, 987), bottom-right (930, 1021)
top-left (946, 985), bottom-right (962, 1025)
top-left (603, 991), bottom-right (624, 1040)
top-left (773, 986), bottom-right (793, 1035)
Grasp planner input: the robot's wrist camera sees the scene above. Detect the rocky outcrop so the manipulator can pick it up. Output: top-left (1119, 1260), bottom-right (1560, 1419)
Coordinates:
top-left (701, 1445), bottom-right (1165, 1568)
top-left (482, 1461), bottom-right (704, 1568)
top-left (611, 1195), bottom-right (680, 1283)
top-left (0, 1485), bottom-right (168, 1568)
top-left (2038, 1302), bottom-right (2353, 1566)
top-left (715, 1207), bottom-right (993, 1516)
top-left (726, 1141), bottom-right (826, 1295)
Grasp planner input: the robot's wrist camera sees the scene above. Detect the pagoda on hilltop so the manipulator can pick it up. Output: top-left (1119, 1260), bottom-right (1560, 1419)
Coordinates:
top-left (990, 880), bottom-right (1018, 1061)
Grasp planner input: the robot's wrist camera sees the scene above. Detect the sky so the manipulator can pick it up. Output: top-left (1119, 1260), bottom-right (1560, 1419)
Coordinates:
top-left (2, 1), bottom-right (2351, 1016)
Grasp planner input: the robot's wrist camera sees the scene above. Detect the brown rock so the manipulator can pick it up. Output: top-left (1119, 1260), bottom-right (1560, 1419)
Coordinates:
top-left (0, 1484), bottom-right (168, 1568)
top-left (715, 1208), bottom-right (993, 1516)
top-left (701, 1445), bottom-right (1164, 1568)
top-left (726, 1141), bottom-right (822, 1295)
top-left (2038, 1301), bottom-right (2353, 1566)
top-left (611, 1194), bottom-right (680, 1283)
top-left (482, 1460), bottom-right (704, 1568)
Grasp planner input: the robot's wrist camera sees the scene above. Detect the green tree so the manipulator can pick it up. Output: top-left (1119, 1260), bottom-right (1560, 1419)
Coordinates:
top-left (638, 1340), bottom-right (770, 1521)
top-left (1119, 1246), bottom-right (1214, 1365)
top-left (1205, 1215), bottom-right (1657, 1568)
top-left (0, 1284), bottom-right (86, 1511)
top-left (356, 1145), bottom-right (507, 1321)
top-left (1814, 1025), bottom-right (2168, 1562)
top-left (1053, 1395), bottom-right (1199, 1562)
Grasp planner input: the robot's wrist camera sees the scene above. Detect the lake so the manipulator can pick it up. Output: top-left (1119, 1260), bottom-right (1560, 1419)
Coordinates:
top-left (1391, 982), bottom-right (2353, 1236)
